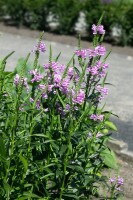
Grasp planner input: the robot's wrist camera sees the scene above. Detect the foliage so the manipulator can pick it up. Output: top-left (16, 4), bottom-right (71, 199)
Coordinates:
top-left (0, 21), bottom-right (124, 199)
top-left (51, 0), bottom-right (81, 34)
top-left (23, 0), bottom-right (52, 30)
top-left (4, 0), bottom-right (26, 26)
top-left (1, 0), bottom-right (133, 45)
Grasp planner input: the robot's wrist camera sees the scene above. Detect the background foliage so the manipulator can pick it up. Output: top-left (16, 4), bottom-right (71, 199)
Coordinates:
top-left (0, 0), bottom-right (133, 44)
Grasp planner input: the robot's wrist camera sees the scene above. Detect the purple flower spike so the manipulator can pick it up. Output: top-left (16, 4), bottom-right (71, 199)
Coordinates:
top-left (36, 99), bottom-right (40, 110)
top-left (32, 41), bottom-right (46, 53)
top-left (92, 24), bottom-right (105, 35)
top-left (116, 187), bottom-right (121, 191)
top-left (75, 49), bottom-right (87, 59)
top-left (109, 177), bottom-right (116, 183)
top-left (66, 104), bottom-right (70, 111)
top-left (14, 74), bottom-right (20, 85)
top-left (95, 45), bottom-right (106, 56)
top-left (118, 177), bottom-right (124, 186)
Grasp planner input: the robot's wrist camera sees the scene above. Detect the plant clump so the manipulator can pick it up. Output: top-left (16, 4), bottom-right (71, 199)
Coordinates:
top-left (0, 17), bottom-right (123, 199)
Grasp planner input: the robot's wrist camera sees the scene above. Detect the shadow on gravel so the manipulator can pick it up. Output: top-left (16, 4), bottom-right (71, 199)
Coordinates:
top-left (111, 117), bottom-right (133, 151)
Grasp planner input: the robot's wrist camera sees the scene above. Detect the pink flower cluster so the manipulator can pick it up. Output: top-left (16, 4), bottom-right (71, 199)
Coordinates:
top-left (92, 24), bottom-right (105, 35)
top-left (32, 41), bottom-right (46, 53)
top-left (43, 61), bottom-right (85, 105)
top-left (29, 69), bottom-right (43, 83)
top-left (75, 45), bottom-right (106, 59)
top-left (72, 89), bottom-right (85, 105)
top-left (88, 61), bottom-right (109, 78)
top-left (96, 85), bottom-right (108, 95)
top-left (75, 49), bottom-right (87, 58)
top-left (14, 74), bottom-right (29, 92)
top-left (109, 176), bottom-right (124, 191)
top-left (90, 114), bottom-right (104, 121)
top-left (96, 132), bottom-right (103, 138)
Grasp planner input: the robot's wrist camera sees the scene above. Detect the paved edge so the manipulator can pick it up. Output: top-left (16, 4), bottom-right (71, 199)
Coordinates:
top-left (108, 138), bottom-right (133, 162)
top-left (0, 22), bottom-right (133, 57)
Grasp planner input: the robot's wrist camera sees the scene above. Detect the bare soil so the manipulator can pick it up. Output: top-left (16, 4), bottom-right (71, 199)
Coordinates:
top-left (0, 22), bottom-right (133, 200)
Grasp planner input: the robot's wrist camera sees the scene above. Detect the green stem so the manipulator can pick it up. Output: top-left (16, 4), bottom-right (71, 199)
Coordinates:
top-left (59, 114), bottom-right (73, 199)
top-left (59, 134), bottom-right (71, 200)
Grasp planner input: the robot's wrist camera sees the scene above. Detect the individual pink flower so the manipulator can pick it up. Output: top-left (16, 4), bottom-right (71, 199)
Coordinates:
top-left (14, 74), bottom-right (29, 92)
top-left (116, 187), bottom-right (121, 191)
top-left (30, 69), bottom-right (43, 83)
top-left (90, 114), bottom-right (104, 121)
top-left (102, 63), bottom-right (109, 69)
top-left (90, 114), bottom-right (97, 121)
top-left (42, 92), bottom-right (48, 99)
top-left (30, 97), bottom-right (34, 103)
top-left (96, 132), bottom-right (103, 138)
top-left (92, 24), bottom-right (97, 35)
top-left (92, 24), bottom-right (105, 35)
top-left (95, 45), bottom-right (106, 56)
top-left (88, 66), bottom-right (99, 76)
top-left (96, 85), bottom-right (108, 95)
top-left (99, 70), bottom-right (106, 78)
top-left (97, 114), bottom-right (104, 121)
top-left (73, 89), bottom-right (85, 105)
top-left (118, 177), bottom-right (124, 186)
top-left (75, 49), bottom-right (87, 58)
top-left (68, 67), bottom-right (73, 77)
top-left (48, 84), bottom-right (54, 92)
top-left (36, 99), bottom-right (40, 110)
top-left (109, 177), bottom-right (116, 183)
top-left (23, 77), bottom-right (29, 92)
top-left (66, 104), bottom-right (70, 111)
top-left (54, 74), bottom-right (62, 85)
top-left (38, 84), bottom-right (46, 90)
top-left (32, 41), bottom-right (46, 53)
top-left (88, 49), bottom-right (97, 57)
top-left (97, 25), bottom-right (105, 34)
top-left (14, 74), bottom-right (20, 85)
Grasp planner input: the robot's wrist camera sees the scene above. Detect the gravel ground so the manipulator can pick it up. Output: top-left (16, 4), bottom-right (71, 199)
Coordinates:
top-left (109, 155), bottom-right (133, 200)
top-left (0, 22), bottom-right (133, 199)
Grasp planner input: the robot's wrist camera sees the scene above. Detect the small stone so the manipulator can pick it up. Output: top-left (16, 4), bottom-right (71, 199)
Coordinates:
top-left (127, 56), bottom-right (133, 61)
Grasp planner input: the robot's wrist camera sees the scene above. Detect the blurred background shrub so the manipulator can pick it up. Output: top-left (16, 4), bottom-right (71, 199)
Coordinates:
top-left (51, 0), bottom-right (81, 34)
top-left (0, 0), bottom-right (133, 46)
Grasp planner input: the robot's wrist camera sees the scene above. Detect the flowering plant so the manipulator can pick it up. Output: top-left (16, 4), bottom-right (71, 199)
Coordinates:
top-left (0, 17), bottom-right (123, 199)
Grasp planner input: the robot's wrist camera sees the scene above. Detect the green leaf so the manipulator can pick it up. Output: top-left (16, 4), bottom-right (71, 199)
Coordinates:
top-left (101, 148), bottom-right (118, 169)
top-left (62, 54), bottom-right (75, 80)
top-left (68, 165), bottom-right (84, 173)
top-left (56, 89), bottom-right (65, 108)
top-left (40, 173), bottom-right (54, 180)
top-left (105, 121), bottom-right (117, 131)
top-left (60, 144), bottom-right (67, 155)
top-left (62, 193), bottom-right (79, 199)
top-left (19, 155), bottom-right (28, 172)
top-left (18, 192), bottom-right (41, 199)
top-left (31, 134), bottom-right (49, 138)
top-left (0, 136), bottom-right (6, 161)
top-left (101, 129), bottom-right (109, 134)
top-left (54, 52), bottom-right (61, 62)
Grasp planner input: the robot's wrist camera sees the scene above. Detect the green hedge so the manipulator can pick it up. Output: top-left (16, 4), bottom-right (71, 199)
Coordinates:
top-left (1, 0), bottom-right (133, 46)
